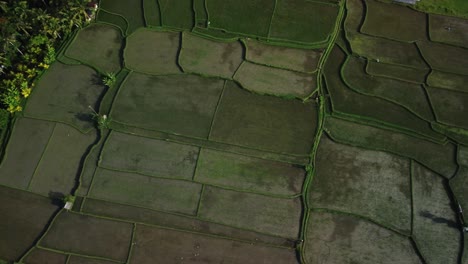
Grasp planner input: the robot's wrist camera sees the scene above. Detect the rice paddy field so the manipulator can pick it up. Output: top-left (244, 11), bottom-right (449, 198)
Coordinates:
top-left (1, 0), bottom-right (467, 263)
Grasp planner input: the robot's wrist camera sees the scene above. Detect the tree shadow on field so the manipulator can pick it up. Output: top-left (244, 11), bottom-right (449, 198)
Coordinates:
top-left (74, 112), bottom-right (94, 123)
top-left (48, 191), bottom-right (65, 207)
top-left (91, 73), bottom-right (103, 86)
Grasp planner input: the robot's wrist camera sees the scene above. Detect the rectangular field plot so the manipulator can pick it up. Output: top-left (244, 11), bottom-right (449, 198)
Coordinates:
top-left (233, 61), bottom-right (316, 98)
top-left (89, 168), bottom-right (202, 215)
top-left (124, 29), bottom-right (181, 75)
top-left (100, 131), bottom-right (199, 180)
top-left (342, 56), bottom-right (434, 120)
top-left (309, 135), bottom-right (412, 234)
top-left (418, 41), bottom-right (468, 75)
top-left (412, 162), bottom-right (460, 264)
top-left (82, 198), bottom-right (295, 247)
top-left (366, 61), bottom-right (428, 84)
top-left (206, 0), bottom-right (275, 37)
top-left (324, 46), bottom-right (443, 141)
top-left (179, 32), bottom-right (243, 79)
top-left (65, 24), bottom-right (122, 73)
top-left (24, 63), bottom-right (106, 133)
top-left (427, 70), bottom-right (468, 93)
top-left (429, 14), bottom-right (468, 48)
top-left (347, 33), bottom-right (427, 68)
top-left (324, 116), bottom-right (458, 178)
top-left (269, 0), bottom-right (339, 44)
top-left (304, 211), bottom-right (422, 264)
top-left (244, 39), bottom-right (322, 73)
top-left (195, 149), bottom-right (305, 196)
top-left (0, 186), bottom-right (58, 261)
top-left (131, 224), bottom-right (299, 264)
top-left (198, 186), bottom-right (302, 238)
top-left (41, 212), bottom-right (132, 262)
top-left (23, 248), bottom-right (67, 264)
top-left (0, 118), bottom-right (54, 189)
top-left (111, 73), bottom-right (224, 138)
top-left (427, 86), bottom-right (468, 130)
top-left (99, 0), bottom-right (145, 33)
top-left (159, 0), bottom-right (194, 29)
top-left (361, 0), bottom-right (427, 42)
top-left (210, 81), bottom-right (317, 155)
top-left (29, 124), bottom-right (97, 196)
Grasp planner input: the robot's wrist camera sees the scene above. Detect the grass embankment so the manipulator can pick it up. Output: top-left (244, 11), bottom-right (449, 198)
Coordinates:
top-left (414, 0), bottom-right (468, 18)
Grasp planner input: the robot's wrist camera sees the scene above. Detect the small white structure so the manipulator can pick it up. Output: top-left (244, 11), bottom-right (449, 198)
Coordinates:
top-left (64, 201), bottom-right (74, 210)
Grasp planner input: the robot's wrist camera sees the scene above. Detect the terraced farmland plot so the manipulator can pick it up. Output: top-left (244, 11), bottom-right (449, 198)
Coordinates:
top-left (234, 61), bottom-right (317, 98)
top-left (0, 118), bottom-right (96, 196)
top-left (427, 70), bottom-right (468, 92)
top-left (303, 211), bottom-right (422, 264)
top-left (347, 33), bottom-right (428, 68)
top-left (268, 0), bottom-right (340, 44)
top-left (24, 62), bottom-right (107, 133)
top-left (412, 162), bottom-right (460, 263)
top-left (0, 118), bottom-right (55, 190)
top-left (418, 41), bottom-right (468, 75)
top-left (179, 32), bottom-right (243, 79)
top-left (96, 9), bottom-right (128, 34)
top-left (205, 0), bottom-right (275, 37)
top-left (341, 56), bottom-right (434, 120)
top-left (194, 149), bottom-right (305, 196)
top-left (65, 24), bottom-right (123, 73)
top-left (99, 131), bottom-right (199, 180)
top-left (88, 168), bottom-right (202, 215)
top-left (324, 116), bottom-right (457, 178)
top-left (210, 81), bottom-right (318, 155)
top-left (110, 73), bottom-right (224, 138)
top-left (2, 0), bottom-right (468, 263)
top-left (143, 0), bottom-right (161, 27)
top-left (244, 39), bottom-right (323, 73)
top-left (81, 198), bottom-right (295, 247)
top-left (99, 0), bottom-right (145, 34)
top-left (0, 186), bottom-right (58, 261)
top-left (193, 0), bottom-right (208, 27)
top-left (159, 0), bottom-right (195, 30)
top-left (361, 0), bottom-right (427, 42)
top-left (429, 14), bottom-right (468, 48)
top-left (198, 186), bottom-right (302, 238)
top-left (27, 123), bottom-right (97, 196)
top-left (427, 86), bottom-right (468, 129)
top-left (40, 211), bottom-right (133, 262)
top-left (22, 248), bottom-right (67, 264)
top-left (124, 29), bottom-right (182, 74)
top-left (131, 224), bottom-right (299, 263)
top-left (309, 135), bottom-right (412, 234)
top-left (324, 45), bottom-right (442, 141)
top-left (366, 60), bottom-right (429, 84)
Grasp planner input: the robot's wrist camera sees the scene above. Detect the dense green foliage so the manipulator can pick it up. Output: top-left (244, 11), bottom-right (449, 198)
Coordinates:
top-left (0, 0), bottom-right (92, 113)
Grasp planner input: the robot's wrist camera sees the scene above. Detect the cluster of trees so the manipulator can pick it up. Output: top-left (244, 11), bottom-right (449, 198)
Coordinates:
top-left (0, 0), bottom-right (93, 118)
